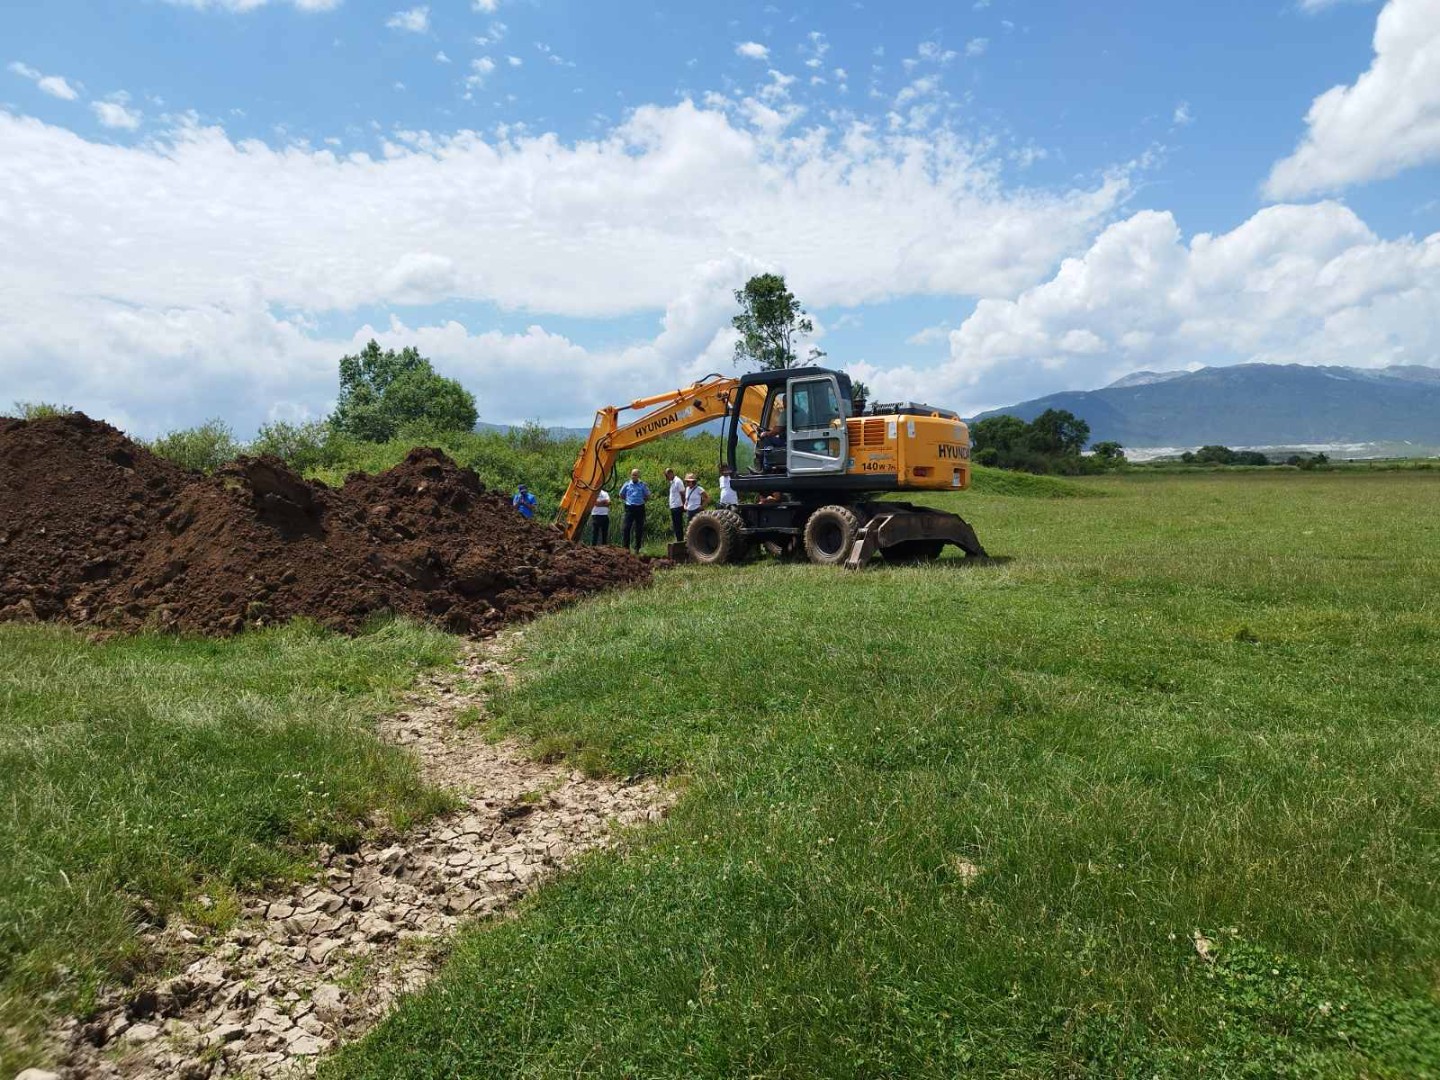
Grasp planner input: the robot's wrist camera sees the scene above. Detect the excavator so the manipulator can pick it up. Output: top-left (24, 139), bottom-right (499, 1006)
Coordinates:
top-left (556, 366), bottom-right (987, 568)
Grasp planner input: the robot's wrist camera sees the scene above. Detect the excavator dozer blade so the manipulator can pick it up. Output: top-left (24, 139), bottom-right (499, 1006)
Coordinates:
top-left (845, 504), bottom-right (988, 569)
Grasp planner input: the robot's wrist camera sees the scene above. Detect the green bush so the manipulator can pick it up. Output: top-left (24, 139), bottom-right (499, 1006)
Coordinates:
top-left (250, 419), bottom-right (347, 473)
top-left (148, 419), bottom-right (241, 473)
top-left (5, 401), bottom-right (75, 420)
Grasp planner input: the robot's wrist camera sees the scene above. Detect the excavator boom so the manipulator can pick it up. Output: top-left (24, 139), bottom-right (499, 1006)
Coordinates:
top-left (556, 375), bottom-right (766, 541)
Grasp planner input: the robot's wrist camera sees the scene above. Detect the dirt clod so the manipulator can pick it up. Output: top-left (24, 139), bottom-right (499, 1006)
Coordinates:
top-left (0, 414), bottom-right (648, 636)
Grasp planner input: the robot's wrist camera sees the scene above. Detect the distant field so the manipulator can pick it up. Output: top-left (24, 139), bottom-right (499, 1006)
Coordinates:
top-left (328, 470), bottom-right (1440, 1078)
top-left (0, 620), bottom-right (457, 1073)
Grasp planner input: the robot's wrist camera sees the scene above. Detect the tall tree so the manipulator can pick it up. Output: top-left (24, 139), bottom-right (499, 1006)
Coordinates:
top-left (329, 340), bottom-right (477, 441)
top-left (731, 273), bottom-right (824, 370)
top-left (1027, 409), bottom-right (1091, 456)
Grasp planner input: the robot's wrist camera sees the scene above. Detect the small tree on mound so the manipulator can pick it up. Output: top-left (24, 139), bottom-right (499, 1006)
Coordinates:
top-left (329, 340), bottom-right (478, 442)
top-left (732, 273), bottom-right (824, 370)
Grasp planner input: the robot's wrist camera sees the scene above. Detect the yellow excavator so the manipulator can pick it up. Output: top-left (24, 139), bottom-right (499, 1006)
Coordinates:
top-left (557, 366), bottom-right (987, 567)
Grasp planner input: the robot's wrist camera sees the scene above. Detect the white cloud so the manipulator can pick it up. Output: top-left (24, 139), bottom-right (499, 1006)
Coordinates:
top-left (435, 50), bottom-right (451, 63)
top-left (0, 104), bottom-right (1126, 431)
top-left (965, 37), bottom-right (989, 58)
top-left (1267, 0), bottom-right (1440, 197)
top-left (759, 69), bottom-right (797, 101)
top-left (386, 5), bottom-right (429, 33)
top-left (736, 41), bottom-right (770, 60)
top-left (507, 55), bottom-right (522, 67)
top-left (871, 202), bottom-right (1440, 412)
top-left (465, 55), bottom-right (496, 90)
top-left (918, 41), bottom-right (958, 64)
top-left (92, 99), bottom-right (142, 130)
top-left (1173, 100), bottom-right (1193, 126)
top-left (8, 62), bottom-right (81, 101)
top-left (472, 0), bottom-right (499, 11)
top-left (1298, 0), bottom-right (1378, 10)
top-left (37, 76), bottom-right (81, 101)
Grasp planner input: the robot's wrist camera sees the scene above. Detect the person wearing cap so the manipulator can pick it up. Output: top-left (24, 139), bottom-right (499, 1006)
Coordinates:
top-left (664, 467), bottom-right (685, 542)
top-left (512, 483), bottom-right (537, 519)
top-left (590, 487), bottom-right (611, 545)
top-left (682, 472), bottom-right (710, 523)
top-left (617, 468), bottom-right (651, 553)
top-left (718, 463), bottom-right (739, 507)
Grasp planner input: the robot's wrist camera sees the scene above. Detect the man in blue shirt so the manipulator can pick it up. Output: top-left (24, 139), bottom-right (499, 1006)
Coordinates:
top-left (617, 468), bottom-right (651, 553)
top-left (512, 484), bottom-right (538, 519)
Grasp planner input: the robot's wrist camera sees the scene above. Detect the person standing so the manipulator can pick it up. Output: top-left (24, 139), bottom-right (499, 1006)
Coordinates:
top-left (665, 467), bottom-right (685, 542)
top-left (590, 487), bottom-right (611, 545)
top-left (718, 464), bottom-right (739, 507)
top-left (682, 473), bottom-right (709, 523)
top-left (512, 484), bottom-right (537, 519)
top-left (618, 468), bottom-right (651, 553)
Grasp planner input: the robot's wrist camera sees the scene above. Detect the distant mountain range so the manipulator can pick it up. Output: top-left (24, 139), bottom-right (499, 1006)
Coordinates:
top-left (973, 364), bottom-right (1440, 448)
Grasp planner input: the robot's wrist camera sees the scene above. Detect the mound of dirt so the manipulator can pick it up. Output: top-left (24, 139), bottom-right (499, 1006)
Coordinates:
top-left (0, 414), bottom-right (649, 637)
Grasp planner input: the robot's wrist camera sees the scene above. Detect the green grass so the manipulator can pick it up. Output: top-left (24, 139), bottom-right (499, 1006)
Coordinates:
top-left (327, 471), bottom-right (1440, 1079)
top-left (0, 619), bottom-right (458, 1071)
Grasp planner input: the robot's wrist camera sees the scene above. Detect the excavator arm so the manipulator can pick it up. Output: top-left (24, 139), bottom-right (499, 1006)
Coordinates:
top-left (556, 374), bottom-right (767, 541)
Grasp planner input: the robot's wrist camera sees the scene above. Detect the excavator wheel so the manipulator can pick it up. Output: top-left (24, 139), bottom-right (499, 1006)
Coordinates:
top-left (686, 509), bottom-right (744, 565)
top-left (803, 505), bottom-right (863, 566)
top-left (880, 539), bottom-right (946, 563)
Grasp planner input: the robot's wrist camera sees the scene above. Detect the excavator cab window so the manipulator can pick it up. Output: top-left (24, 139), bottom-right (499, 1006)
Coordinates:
top-left (754, 390), bottom-right (788, 474)
top-left (786, 374), bottom-right (848, 475)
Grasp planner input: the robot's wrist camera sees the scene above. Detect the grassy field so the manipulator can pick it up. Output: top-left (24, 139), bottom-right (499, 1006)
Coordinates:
top-left (326, 470), bottom-right (1440, 1078)
top-left (0, 619), bottom-right (457, 1072)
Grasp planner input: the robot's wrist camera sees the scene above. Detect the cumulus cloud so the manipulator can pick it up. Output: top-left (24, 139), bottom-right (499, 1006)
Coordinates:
top-left (8, 61), bottom-right (81, 101)
top-left (876, 202), bottom-right (1440, 412)
top-left (0, 103), bottom-right (1125, 431)
top-left (92, 99), bottom-right (143, 130)
top-left (736, 41), bottom-right (770, 60)
top-left (386, 5), bottom-right (429, 33)
top-left (472, 0), bottom-right (500, 11)
top-left (1267, 0), bottom-right (1440, 197)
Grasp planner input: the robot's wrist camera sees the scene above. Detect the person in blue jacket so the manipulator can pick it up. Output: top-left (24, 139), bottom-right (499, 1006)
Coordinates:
top-left (512, 483), bottom-right (538, 519)
top-left (617, 468), bottom-right (651, 553)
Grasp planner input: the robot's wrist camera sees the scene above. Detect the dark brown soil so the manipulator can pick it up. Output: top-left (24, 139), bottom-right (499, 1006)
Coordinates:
top-left (0, 414), bottom-right (649, 637)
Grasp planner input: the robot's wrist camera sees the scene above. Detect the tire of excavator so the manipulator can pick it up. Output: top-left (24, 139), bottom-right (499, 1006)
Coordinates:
top-left (803, 505), bottom-right (863, 566)
top-left (686, 509), bottom-right (745, 565)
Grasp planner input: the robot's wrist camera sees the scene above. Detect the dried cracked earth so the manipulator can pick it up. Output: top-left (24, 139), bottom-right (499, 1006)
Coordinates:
top-left (26, 631), bottom-right (673, 1080)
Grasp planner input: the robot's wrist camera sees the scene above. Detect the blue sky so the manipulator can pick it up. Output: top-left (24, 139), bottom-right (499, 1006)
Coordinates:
top-left (3, 0), bottom-right (1439, 435)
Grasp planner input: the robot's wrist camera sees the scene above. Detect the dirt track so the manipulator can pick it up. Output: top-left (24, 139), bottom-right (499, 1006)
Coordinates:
top-left (43, 634), bottom-right (672, 1079)
top-left (0, 414), bottom-right (648, 637)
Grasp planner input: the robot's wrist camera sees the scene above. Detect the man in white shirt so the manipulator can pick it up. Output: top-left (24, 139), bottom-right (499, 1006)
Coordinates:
top-left (590, 487), bottom-right (611, 545)
top-left (718, 464), bottom-right (739, 507)
top-left (682, 473), bottom-right (710, 523)
top-left (665, 467), bottom-right (685, 542)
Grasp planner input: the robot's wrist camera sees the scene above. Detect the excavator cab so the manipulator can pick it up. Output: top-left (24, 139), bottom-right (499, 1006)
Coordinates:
top-left (733, 368), bottom-right (853, 482)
